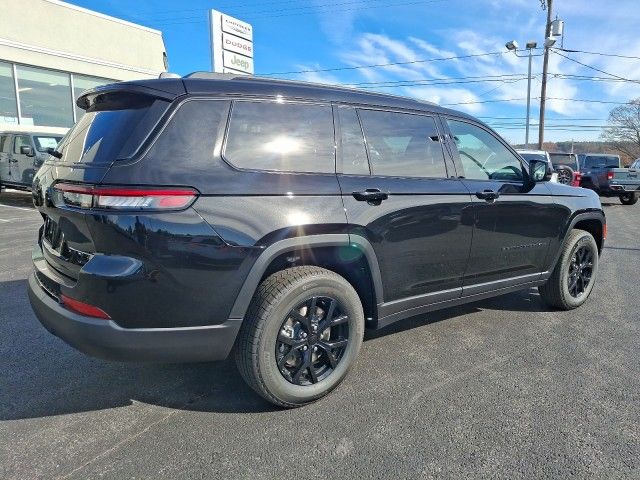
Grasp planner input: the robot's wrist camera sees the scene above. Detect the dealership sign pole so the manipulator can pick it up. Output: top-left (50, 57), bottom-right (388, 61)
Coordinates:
top-left (209, 10), bottom-right (254, 75)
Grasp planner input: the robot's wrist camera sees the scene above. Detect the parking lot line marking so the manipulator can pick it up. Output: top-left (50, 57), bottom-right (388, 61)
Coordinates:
top-left (0, 204), bottom-right (34, 212)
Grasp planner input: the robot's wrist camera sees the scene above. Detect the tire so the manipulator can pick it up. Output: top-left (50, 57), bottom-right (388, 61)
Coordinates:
top-left (539, 229), bottom-right (599, 310)
top-left (555, 166), bottom-right (574, 185)
top-left (620, 193), bottom-right (638, 205)
top-left (235, 266), bottom-right (365, 408)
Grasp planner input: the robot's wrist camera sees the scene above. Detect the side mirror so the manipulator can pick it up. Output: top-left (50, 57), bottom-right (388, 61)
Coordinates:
top-left (529, 159), bottom-right (551, 183)
top-left (20, 145), bottom-right (34, 157)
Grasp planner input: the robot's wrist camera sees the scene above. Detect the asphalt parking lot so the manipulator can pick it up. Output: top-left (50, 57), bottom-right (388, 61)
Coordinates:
top-left (0, 189), bottom-right (638, 479)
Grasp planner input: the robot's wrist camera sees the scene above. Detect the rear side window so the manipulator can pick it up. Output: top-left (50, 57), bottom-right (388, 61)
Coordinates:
top-left (358, 109), bottom-right (447, 178)
top-left (225, 101), bottom-right (335, 173)
top-left (55, 93), bottom-right (169, 164)
top-left (337, 107), bottom-right (370, 175)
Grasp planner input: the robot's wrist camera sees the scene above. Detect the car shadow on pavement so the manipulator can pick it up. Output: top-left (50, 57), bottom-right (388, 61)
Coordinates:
top-left (0, 189), bottom-right (35, 209)
top-left (1, 280), bottom-right (550, 420)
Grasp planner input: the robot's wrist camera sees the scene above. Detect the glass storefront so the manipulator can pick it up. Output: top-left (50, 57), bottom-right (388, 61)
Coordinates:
top-left (0, 61), bottom-right (112, 129)
top-left (0, 61), bottom-right (18, 125)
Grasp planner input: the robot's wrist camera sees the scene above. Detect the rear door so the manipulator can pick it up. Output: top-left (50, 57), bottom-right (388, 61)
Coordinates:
top-left (442, 117), bottom-right (562, 292)
top-left (336, 105), bottom-right (473, 312)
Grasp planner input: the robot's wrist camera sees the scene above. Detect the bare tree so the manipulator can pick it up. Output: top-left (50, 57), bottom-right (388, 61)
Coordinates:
top-left (601, 99), bottom-right (640, 161)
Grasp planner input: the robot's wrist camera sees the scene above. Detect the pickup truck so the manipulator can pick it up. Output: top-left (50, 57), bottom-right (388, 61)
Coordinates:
top-left (579, 153), bottom-right (640, 205)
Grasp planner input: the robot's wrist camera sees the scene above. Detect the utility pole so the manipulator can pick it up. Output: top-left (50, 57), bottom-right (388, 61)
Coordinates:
top-left (525, 44), bottom-right (534, 147)
top-left (538, 0), bottom-right (553, 149)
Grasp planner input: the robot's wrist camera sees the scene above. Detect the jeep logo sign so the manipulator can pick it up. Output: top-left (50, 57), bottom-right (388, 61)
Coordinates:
top-left (223, 51), bottom-right (254, 74)
top-left (210, 10), bottom-right (254, 75)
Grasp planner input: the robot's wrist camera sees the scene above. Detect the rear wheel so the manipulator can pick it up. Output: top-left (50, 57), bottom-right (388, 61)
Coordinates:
top-left (539, 229), bottom-right (599, 310)
top-left (555, 166), bottom-right (574, 185)
top-left (235, 266), bottom-right (365, 408)
top-left (620, 193), bottom-right (638, 205)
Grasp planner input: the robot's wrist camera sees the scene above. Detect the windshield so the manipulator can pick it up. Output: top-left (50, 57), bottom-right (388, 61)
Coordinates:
top-left (33, 136), bottom-right (62, 152)
top-left (583, 155), bottom-right (620, 169)
top-left (519, 152), bottom-right (547, 163)
top-left (549, 153), bottom-right (578, 170)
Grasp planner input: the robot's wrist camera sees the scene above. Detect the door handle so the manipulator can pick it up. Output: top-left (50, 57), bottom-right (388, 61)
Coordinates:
top-left (352, 189), bottom-right (388, 205)
top-left (476, 189), bottom-right (500, 202)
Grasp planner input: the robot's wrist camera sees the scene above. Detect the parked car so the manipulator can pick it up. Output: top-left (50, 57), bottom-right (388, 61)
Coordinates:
top-left (548, 152), bottom-right (581, 186)
top-left (515, 150), bottom-right (558, 183)
top-left (0, 128), bottom-right (65, 192)
top-left (579, 153), bottom-right (640, 205)
top-left (28, 74), bottom-right (606, 407)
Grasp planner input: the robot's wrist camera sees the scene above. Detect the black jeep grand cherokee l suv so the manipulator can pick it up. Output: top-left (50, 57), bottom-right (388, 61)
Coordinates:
top-left (28, 73), bottom-right (605, 407)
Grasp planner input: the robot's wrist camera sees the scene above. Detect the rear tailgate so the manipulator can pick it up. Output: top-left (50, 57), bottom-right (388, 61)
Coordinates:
top-left (32, 82), bottom-right (182, 282)
top-left (610, 167), bottom-right (640, 193)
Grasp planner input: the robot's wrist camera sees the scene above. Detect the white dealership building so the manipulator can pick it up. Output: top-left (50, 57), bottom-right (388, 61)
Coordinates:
top-left (0, 0), bottom-right (167, 132)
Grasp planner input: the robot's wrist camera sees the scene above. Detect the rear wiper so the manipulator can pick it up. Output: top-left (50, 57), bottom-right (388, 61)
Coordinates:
top-left (46, 147), bottom-right (62, 159)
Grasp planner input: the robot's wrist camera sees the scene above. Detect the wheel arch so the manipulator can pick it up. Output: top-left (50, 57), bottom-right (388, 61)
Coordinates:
top-left (229, 234), bottom-right (384, 324)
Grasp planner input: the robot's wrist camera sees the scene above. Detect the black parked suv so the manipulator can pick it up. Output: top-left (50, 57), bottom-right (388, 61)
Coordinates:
top-left (28, 74), bottom-right (605, 407)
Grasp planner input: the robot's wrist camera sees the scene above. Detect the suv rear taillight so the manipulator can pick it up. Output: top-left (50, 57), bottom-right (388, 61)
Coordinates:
top-left (607, 171), bottom-right (614, 180)
top-left (51, 184), bottom-right (198, 211)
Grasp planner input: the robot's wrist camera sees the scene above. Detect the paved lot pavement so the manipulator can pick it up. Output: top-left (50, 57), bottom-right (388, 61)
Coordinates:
top-left (0, 188), bottom-right (638, 479)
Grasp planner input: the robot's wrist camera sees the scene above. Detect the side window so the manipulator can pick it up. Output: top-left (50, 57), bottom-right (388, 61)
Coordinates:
top-left (225, 101), bottom-right (335, 173)
top-left (337, 107), bottom-right (369, 175)
top-left (446, 119), bottom-right (523, 181)
top-left (358, 109), bottom-right (447, 178)
top-left (14, 135), bottom-right (31, 154)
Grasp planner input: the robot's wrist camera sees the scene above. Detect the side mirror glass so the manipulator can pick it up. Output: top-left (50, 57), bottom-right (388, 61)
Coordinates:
top-left (20, 145), bottom-right (34, 157)
top-left (529, 159), bottom-right (550, 182)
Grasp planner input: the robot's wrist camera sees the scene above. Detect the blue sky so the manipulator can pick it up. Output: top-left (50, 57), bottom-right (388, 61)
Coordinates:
top-left (74, 0), bottom-right (640, 144)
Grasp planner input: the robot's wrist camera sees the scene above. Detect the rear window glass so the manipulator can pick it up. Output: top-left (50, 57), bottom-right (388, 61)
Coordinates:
top-left (583, 155), bottom-right (620, 169)
top-left (549, 153), bottom-right (578, 170)
top-left (224, 101), bottom-right (335, 173)
top-left (54, 95), bottom-right (168, 164)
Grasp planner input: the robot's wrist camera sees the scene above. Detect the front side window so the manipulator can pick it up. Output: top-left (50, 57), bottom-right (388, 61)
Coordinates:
top-left (33, 136), bottom-right (62, 152)
top-left (447, 119), bottom-right (523, 181)
top-left (14, 135), bottom-right (31, 154)
top-left (225, 101), bottom-right (335, 174)
top-left (358, 109), bottom-right (447, 178)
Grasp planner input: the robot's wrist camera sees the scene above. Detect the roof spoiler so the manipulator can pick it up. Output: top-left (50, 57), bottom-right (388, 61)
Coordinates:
top-left (76, 81), bottom-right (185, 111)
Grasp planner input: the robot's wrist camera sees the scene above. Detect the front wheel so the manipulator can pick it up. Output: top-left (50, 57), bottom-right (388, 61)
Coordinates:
top-left (539, 229), bottom-right (599, 310)
top-left (235, 266), bottom-right (365, 408)
top-left (620, 193), bottom-right (638, 205)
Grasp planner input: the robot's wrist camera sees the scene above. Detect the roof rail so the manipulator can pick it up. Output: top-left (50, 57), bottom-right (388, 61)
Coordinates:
top-left (159, 72), bottom-right (181, 79)
top-left (183, 72), bottom-right (249, 80)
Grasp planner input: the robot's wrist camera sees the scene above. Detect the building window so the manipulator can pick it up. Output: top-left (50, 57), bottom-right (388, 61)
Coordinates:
top-left (0, 62), bottom-right (18, 125)
top-left (73, 74), bottom-right (112, 121)
top-left (16, 65), bottom-right (73, 127)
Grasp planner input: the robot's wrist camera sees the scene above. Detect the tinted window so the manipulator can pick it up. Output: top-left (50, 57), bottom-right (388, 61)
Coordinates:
top-left (447, 119), bottom-right (523, 181)
top-left (225, 101), bottom-right (335, 173)
top-left (358, 109), bottom-right (446, 178)
top-left (55, 95), bottom-right (169, 164)
top-left (583, 155), bottom-right (620, 169)
top-left (549, 153), bottom-right (578, 170)
top-left (14, 135), bottom-right (31, 154)
top-left (338, 107), bottom-right (369, 175)
top-left (519, 152), bottom-right (548, 163)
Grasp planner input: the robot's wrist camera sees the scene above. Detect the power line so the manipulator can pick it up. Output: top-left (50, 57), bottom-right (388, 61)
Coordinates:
top-left (555, 48), bottom-right (640, 61)
top-left (258, 51), bottom-right (506, 76)
top-left (552, 50), bottom-right (640, 85)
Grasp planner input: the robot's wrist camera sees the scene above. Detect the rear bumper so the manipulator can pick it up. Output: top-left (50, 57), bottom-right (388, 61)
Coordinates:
top-left (28, 273), bottom-right (242, 362)
top-left (608, 184), bottom-right (640, 195)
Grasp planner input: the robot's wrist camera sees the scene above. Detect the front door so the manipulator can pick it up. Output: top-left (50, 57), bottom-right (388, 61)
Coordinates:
top-left (335, 106), bottom-right (474, 317)
top-left (12, 134), bottom-right (33, 186)
top-left (442, 117), bottom-right (561, 293)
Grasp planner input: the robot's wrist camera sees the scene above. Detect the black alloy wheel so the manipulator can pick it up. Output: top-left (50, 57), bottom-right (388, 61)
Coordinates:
top-left (276, 296), bottom-right (349, 386)
top-left (567, 244), bottom-right (595, 298)
top-left (556, 167), bottom-right (573, 185)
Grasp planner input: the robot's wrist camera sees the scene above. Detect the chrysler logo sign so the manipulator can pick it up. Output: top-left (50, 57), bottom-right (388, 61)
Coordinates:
top-left (210, 10), bottom-right (254, 75)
